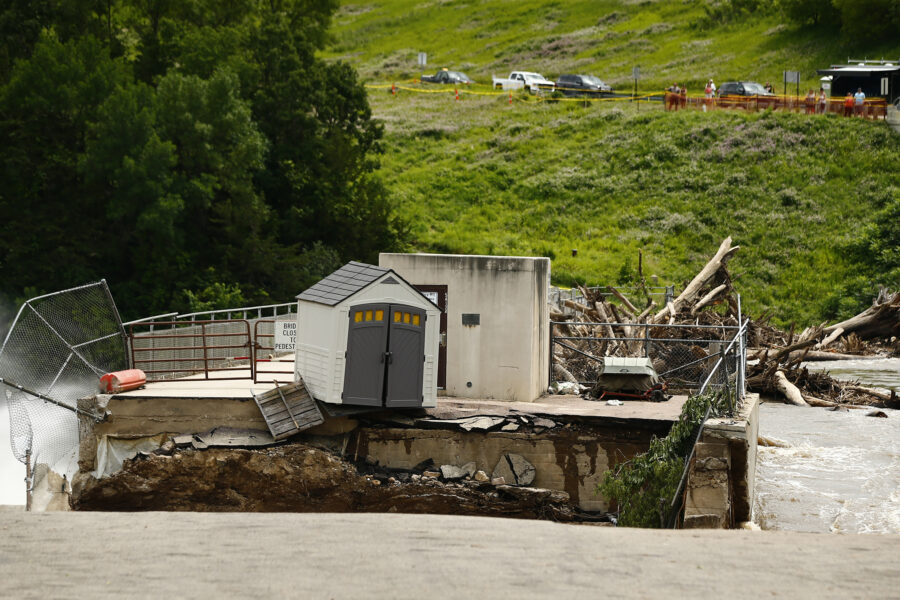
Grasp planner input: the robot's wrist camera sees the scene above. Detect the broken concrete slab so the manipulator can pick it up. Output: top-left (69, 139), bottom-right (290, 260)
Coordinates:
top-left (501, 422), bottom-right (520, 432)
top-left (440, 465), bottom-right (467, 480)
top-left (417, 416), bottom-right (506, 432)
top-left (532, 418), bottom-right (556, 429)
top-left (496, 485), bottom-right (570, 504)
top-left (474, 470), bottom-right (489, 482)
top-left (491, 453), bottom-right (536, 487)
top-left (191, 427), bottom-right (277, 449)
top-left (460, 462), bottom-right (477, 478)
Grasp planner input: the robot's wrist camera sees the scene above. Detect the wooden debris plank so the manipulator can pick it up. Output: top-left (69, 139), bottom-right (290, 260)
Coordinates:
top-left (253, 379), bottom-right (324, 440)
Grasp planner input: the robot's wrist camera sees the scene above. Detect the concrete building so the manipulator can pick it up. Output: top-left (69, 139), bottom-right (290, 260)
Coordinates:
top-left (379, 253), bottom-right (550, 402)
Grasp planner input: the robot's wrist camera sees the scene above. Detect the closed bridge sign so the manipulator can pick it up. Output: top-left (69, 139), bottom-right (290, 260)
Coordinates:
top-left (274, 321), bottom-right (297, 352)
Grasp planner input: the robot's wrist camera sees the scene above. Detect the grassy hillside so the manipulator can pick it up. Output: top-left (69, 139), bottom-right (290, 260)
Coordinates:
top-left (328, 1), bottom-right (900, 325)
top-left (327, 0), bottom-right (900, 93)
top-left (369, 92), bottom-right (898, 324)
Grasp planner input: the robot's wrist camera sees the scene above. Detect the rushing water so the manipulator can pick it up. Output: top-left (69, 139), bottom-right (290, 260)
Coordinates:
top-left (755, 358), bottom-right (900, 533)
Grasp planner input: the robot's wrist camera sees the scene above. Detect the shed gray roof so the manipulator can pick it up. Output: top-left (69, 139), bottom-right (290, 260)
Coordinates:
top-left (296, 262), bottom-right (390, 306)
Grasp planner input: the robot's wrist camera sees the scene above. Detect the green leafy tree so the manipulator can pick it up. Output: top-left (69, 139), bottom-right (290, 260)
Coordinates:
top-left (0, 1), bottom-right (403, 319)
top-left (780, 0), bottom-right (840, 25)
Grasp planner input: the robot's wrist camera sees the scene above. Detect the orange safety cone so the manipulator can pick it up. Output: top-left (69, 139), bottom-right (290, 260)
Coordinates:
top-left (508, 91), bottom-right (513, 105)
top-left (454, 88), bottom-right (459, 101)
top-left (391, 83), bottom-right (396, 96)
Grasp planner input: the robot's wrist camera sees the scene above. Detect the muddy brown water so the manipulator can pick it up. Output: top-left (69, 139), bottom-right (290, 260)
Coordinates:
top-left (756, 358), bottom-right (900, 533)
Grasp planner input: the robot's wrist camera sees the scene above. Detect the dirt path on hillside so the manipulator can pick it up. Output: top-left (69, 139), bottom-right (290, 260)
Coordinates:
top-left (1, 509), bottom-right (896, 599)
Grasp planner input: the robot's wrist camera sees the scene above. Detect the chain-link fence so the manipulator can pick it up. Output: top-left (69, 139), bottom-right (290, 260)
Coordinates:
top-left (0, 281), bottom-right (128, 501)
top-left (551, 321), bottom-right (745, 402)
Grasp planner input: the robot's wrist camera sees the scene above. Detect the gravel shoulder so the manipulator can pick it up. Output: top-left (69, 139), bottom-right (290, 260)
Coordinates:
top-left (1, 510), bottom-right (896, 599)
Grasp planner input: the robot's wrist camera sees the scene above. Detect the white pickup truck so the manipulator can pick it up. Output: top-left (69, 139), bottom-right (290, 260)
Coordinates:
top-left (492, 71), bottom-right (555, 93)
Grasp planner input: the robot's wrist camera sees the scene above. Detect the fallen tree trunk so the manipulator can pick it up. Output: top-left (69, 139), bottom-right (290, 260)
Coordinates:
top-left (691, 284), bottom-right (728, 315)
top-left (653, 237), bottom-right (739, 323)
top-left (774, 371), bottom-right (808, 406)
top-left (788, 350), bottom-right (865, 362)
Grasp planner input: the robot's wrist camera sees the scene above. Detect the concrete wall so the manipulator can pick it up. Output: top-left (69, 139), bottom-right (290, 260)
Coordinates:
top-left (683, 394), bottom-right (759, 528)
top-left (379, 253), bottom-right (550, 402)
top-left (352, 426), bottom-right (654, 512)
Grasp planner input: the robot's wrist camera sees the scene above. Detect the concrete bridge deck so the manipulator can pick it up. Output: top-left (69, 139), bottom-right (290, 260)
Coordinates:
top-left (1, 509), bottom-right (895, 599)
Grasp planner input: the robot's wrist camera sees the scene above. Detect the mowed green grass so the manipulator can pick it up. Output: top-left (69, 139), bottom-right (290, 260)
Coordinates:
top-left (370, 91), bottom-right (900, 325)
top-left (327, 0), bottom-right (900, 93)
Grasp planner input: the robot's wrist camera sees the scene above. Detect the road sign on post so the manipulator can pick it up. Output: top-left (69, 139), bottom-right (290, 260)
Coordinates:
top-left (418, 52), bottom-right (427, 67)
top-left (783, 70), bottom-right (800, 97)
top-left (632, 66), bottom-right (640, 109)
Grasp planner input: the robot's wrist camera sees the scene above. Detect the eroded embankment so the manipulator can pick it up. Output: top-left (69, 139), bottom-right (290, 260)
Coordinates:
top-left (71, 442), bottom-right (581, 520)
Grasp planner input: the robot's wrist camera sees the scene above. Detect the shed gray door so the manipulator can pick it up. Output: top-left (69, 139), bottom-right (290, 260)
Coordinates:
top-left (385, 305), bottom-right (426, 408)
top-left (342, 304), bottom-right (389, 406)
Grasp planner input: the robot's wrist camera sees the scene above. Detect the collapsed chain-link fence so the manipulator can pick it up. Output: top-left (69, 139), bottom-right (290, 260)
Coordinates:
top-left (551, 322), bottom-right (745, 401)
top-left (0, 281), bottom-right (128, 499)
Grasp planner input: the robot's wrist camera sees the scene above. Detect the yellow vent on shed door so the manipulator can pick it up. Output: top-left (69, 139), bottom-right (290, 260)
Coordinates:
top-left (375, 310), bottom-right (384, 321)
top-left (394, 311), bottom-right (401, 323)
top-left (354, 312), bottom-right (363, 323)
top-left (412, 314), bottom-right (420, 326)
top-left (365, 310), bottom-right (373, 321)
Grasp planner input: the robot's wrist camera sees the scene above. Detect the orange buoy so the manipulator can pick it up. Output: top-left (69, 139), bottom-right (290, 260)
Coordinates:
top-left (99, 369), bottom-right (147, 393)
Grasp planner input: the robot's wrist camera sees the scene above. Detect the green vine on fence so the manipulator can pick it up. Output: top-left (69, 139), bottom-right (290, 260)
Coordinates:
top-left (598, 390), bottom-right (730, 528)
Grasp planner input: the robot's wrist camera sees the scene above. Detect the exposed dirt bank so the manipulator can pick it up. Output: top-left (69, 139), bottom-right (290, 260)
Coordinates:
top-left (71, 443), bottom-right (579, 520)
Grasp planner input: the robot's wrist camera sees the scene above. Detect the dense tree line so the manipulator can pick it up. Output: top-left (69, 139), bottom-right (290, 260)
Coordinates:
top-left (702, 0), bottom-right (900, 39)
top-left (0, 0), bottom-right (406, 320)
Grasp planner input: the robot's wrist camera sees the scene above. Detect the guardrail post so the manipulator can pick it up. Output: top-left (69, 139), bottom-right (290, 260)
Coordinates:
top-left (549, 322), bottom-right (555, 388)
top-left (201, 322), bottom-right (209, 380)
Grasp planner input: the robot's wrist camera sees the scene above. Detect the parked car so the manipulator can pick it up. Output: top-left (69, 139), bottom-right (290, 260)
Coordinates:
top-left (718, 81), bottom-right (776, 108)
top-left (555, 74), bottom-right (612, 97)
top-left (421, 69), bottom-right (474, 85)
top-left (491, 71), bottom-right (555, 93)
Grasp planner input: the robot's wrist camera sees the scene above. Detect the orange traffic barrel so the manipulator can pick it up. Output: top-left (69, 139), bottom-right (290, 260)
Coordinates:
top-left (99, 369), bottom-right (147, 393)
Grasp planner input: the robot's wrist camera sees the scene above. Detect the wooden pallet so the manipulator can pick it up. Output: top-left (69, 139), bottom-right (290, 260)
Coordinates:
top-left (253, 380), bottom-right (324, 440)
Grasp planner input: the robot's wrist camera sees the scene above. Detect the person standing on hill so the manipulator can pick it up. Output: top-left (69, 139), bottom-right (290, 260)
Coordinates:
top-left (854, 87), bottom-right (866, 117)
top-left (804, 89), bottom-right (815, 114)
top-left (680, 85), bottom-right (687, 109)
top-left (843, 91), bottom-right (854, 117)
top-left (764, 82), bottom-right (774, 94)
top-left (817, 88), bottom-right (827, 114)
top-left (666, 82), bottom-right (680, 111)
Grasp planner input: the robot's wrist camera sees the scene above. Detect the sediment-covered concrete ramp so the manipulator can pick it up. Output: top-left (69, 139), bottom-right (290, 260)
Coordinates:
top-left (0, 509), bottom-right (896, 599)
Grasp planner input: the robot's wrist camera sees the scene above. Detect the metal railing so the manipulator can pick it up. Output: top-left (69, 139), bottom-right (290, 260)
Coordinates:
top-left (253, 320), bottom-right (295, 384)
top-left (129, 320), bottom-right (255, 381)
top-left (123, 302), bottom-right (296, 326)
top-left (667, 318), bottom-right (749, 528)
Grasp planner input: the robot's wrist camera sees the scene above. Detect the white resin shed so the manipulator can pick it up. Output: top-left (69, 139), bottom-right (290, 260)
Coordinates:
top-left (294, 262), bottom-right (440, 408)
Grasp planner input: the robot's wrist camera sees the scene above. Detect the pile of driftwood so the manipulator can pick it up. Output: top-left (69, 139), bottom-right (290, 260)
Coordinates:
top-left (551, 237), bottom-right (899, 408)
top-left (551, 238), bottom-right (742, 393)
top-left (748, 288), bottom-right (899, 409)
